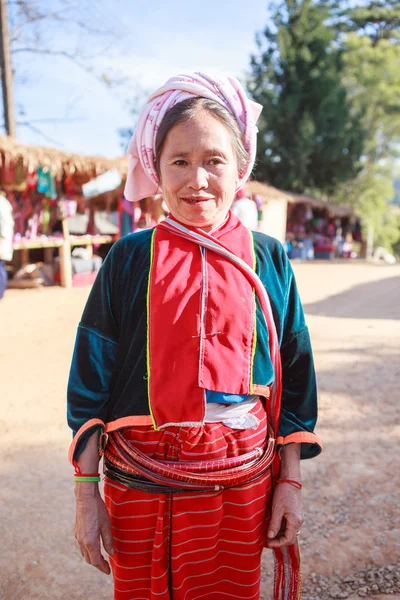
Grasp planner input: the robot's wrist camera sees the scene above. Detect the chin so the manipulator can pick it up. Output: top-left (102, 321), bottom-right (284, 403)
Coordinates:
top-left (185, 213), bottom-right (225, 231)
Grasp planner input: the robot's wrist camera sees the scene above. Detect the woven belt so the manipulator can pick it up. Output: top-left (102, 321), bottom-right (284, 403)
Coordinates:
top-left (103, 428), bottom-right (276, 494)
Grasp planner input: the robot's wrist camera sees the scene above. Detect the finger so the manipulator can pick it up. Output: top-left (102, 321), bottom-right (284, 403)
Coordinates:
top-left (268, 520), bottom-right (299, 548)
top-left (282, 518), bottom-right (299, 546)
top-left (86, 542), bottom-right (111, 575)
top-left (92, 557), bottom-right (111, 575)
top-left (79, 544), bottom-right (91, 564)
top-left (267, 531), bottom-right (297, 548)
top-left (267, 508), bottom-right (284, 539)
top-left (88, 551), bottom-right (111, 575)
top-left (100, 521), bottom-right (115, 556)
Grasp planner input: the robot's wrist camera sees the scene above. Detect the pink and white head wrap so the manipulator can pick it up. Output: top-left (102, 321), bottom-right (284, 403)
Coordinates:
top-left (124, 72), bottom-right (263, 203)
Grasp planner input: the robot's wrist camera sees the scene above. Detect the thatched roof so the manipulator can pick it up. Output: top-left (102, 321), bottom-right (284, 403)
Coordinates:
top-left (284, 191), bottom-right (327, 208)
top-left (245, 180), bottom-right (291, 202)
top-left (0, 135), bottom-right (129, 182)
top-left (246, 182), bottom-right (354, 218)
top-left (285, 192), bottom-right (353, 217)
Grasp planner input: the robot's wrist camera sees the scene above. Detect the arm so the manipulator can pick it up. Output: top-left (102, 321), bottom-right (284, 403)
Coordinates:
top-left (268, 248), bottom-right (321, 546)
top-left (67, 242), bottom-right (120, 462)
top-left (74, 431), bottom-right (114, 575)
top-left (277, 250), bottom-right (322, 458)
top-left (68, 244), bottom-right (121, 571)
top-left (267, 443), bottom-right (303, 547)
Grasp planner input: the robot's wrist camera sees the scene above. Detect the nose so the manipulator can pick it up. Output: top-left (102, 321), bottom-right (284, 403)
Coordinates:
top-left (188, 166), bottom-right (208, 191)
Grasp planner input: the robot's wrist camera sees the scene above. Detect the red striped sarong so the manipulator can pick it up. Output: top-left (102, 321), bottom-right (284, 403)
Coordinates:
top-left (104, 400), bottom-right (272, 599)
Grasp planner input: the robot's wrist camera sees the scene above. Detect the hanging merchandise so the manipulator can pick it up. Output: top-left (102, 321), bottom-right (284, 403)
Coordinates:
top-left (37, 166), bottom-right (57, 199)
top-left (41, 198), bottom-right (51, 235)
top-left (304, 205), bottom-right (313, 222)
top-left (14, 156), bottom-right (28, 191)
top-left (82, 169), bottom-right (122, 198)
top-left (63, 173), bottom-right (76, 197)
top-left (27, 167), bottom-right (38, 191)
top-left (48, 171), bottom-right (57, 200)
top-left (37, 166), bottom-right (51, 195)
top-left (0, 153), bottom-right (15, 190)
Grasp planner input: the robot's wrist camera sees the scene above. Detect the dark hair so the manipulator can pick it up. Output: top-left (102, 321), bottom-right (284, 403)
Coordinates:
top-left (154, 97), bottom-right (249, 176)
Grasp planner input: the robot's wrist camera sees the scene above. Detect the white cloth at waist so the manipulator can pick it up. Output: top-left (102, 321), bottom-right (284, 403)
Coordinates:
top-left (205, 396), bottom-right (260, 430)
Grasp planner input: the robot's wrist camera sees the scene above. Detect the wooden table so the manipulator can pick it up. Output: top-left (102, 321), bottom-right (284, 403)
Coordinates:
top-left (12, 235), bottom-right (116, 288)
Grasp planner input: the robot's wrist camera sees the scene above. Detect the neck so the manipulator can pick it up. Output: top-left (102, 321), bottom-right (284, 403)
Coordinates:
top-left (168, 212), bottom-right (230, 234)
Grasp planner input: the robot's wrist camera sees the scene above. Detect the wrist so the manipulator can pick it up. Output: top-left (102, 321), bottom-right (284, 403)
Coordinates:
top-left (276, 478), bottom-right (302, 490)
top-left (279, 467), bottom-right (301, 480)
top-left (74, 481), bottom-right (100, 499)
top-left (280, 442), bottom-right (301, 479)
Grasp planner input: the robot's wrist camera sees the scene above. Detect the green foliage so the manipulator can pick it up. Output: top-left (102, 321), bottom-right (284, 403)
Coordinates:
top-left (334, 163), bottom-right (400, 252)
top-left (248, 0), bottom-right (400, 251)
top-left (340, 33), bottom-right (400, 163)
top-left (248, 0), bottom-right (365, 195)
top-left (374, 212), bottom-right (400, 255)
top-left (330, 0), bottom-right (400, 45)
top-left (331, 1), bottom-right (400, 252)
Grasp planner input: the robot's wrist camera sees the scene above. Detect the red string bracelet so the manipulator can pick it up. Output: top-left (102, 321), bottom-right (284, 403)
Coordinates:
top-left (276, 478), bottom-right (302, 490)
top-left (73, 460), bottom-right (100, 478)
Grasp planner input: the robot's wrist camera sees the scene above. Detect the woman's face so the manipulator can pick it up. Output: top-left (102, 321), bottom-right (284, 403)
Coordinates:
top-left (159, 111), bottom-right (240, 231)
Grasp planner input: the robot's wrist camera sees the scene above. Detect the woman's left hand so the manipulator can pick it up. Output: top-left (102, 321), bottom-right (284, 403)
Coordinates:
top-left (266, 483), bottom-right (303, 548)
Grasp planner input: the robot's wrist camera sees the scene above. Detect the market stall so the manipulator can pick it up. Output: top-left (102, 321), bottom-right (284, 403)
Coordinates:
top-left (242, 181), bottom-right (360, 260)
top-left (245, 181), bottom-right (290, 243)
top-left (285, 192), bottom-right (358, 260)
top-left (0, 136), bottom-right (129, 287)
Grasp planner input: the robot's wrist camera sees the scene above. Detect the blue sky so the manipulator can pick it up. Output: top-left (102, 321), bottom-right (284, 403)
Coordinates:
top-left (7, 0), bottom-right (271, 157)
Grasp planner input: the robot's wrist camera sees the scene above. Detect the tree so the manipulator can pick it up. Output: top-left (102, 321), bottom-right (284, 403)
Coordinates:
top-left (340, 34), bottom-right (400, 164)
top-left (330, 0), bottom-right (400, 46)
top-left (334, 162), bottom-right (400, 252)
top-left (329, 1), bottom-right (400, 252)
top-left (248, 0), bottom-right (365, 195)
top-left (1, 0), bottom-right (124, 139)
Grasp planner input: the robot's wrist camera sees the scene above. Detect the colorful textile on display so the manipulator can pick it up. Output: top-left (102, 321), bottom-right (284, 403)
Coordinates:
top-left (124, 72), bottom-right (263, 203)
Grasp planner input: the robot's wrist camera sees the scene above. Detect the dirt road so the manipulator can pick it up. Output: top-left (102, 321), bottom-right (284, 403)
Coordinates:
top-left (0, 260), bottom-right (399, 600)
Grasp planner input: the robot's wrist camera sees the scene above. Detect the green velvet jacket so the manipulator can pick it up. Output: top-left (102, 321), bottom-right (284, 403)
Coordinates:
top-left (67, 227), bottom-right (322, 462)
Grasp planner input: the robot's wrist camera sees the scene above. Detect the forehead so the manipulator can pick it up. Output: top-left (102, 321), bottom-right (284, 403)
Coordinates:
top-left (162, 111), bottom-right (235, 155)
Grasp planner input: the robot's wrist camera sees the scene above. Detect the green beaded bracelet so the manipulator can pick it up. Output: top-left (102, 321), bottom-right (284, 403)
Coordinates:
top-left (74, 476), bottom-right (101, 482)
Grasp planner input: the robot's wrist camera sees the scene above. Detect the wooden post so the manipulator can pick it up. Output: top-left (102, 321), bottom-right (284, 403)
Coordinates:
top-left (20, 248), bottom-right (29, 266)
top-left (60, 208), bottom-right (73, 288)
top-left (59, 241), bottom-right (72, 288)
top-left (43, 247), bottom-right (53, 264)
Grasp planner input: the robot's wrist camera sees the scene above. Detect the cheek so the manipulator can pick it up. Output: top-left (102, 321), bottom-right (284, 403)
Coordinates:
top-left (160, 169), bottom-right (184, 196)
top-left (214, 170), bottom-right (239, 198)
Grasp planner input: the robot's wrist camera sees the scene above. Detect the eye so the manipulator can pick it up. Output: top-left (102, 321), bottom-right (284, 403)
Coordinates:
top-left (208, 158), bottom-right (223, 166)
top-left (173, 160), bottom-right (187, 166)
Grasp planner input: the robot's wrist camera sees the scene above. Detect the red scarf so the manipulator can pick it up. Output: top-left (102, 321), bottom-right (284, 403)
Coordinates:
top-left (147, 212), bottom-right (257, 428)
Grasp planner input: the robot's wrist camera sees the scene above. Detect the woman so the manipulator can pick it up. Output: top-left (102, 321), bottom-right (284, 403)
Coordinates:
top-left (68, 72), bottom-right (322, 600)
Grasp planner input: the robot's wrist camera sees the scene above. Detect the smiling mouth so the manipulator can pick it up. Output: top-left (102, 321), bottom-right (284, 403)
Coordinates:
top-left (182, 197), bottom-right (213, 204)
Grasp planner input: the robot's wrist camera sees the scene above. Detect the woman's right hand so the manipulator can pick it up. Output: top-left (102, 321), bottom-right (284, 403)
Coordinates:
top-left (74, 484), bottom-right (115, 575)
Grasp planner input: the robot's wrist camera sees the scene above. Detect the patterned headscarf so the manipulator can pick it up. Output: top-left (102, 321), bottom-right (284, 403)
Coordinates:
top-left (124, 72), bottom-right (262, 202)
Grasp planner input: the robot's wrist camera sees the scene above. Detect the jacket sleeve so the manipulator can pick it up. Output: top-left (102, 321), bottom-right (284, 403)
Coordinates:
top-left (276, 249), bottom-right (322, 459)
top-left (67, 242), bottom-right (121, 463)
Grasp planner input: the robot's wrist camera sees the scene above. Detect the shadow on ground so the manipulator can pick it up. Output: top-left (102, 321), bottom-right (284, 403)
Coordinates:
top-left (304, 275), bottom-right (400, 320)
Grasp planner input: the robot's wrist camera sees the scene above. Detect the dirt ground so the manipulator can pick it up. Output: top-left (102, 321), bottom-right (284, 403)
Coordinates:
top-left (0, 260), bottom-right (399, 600)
